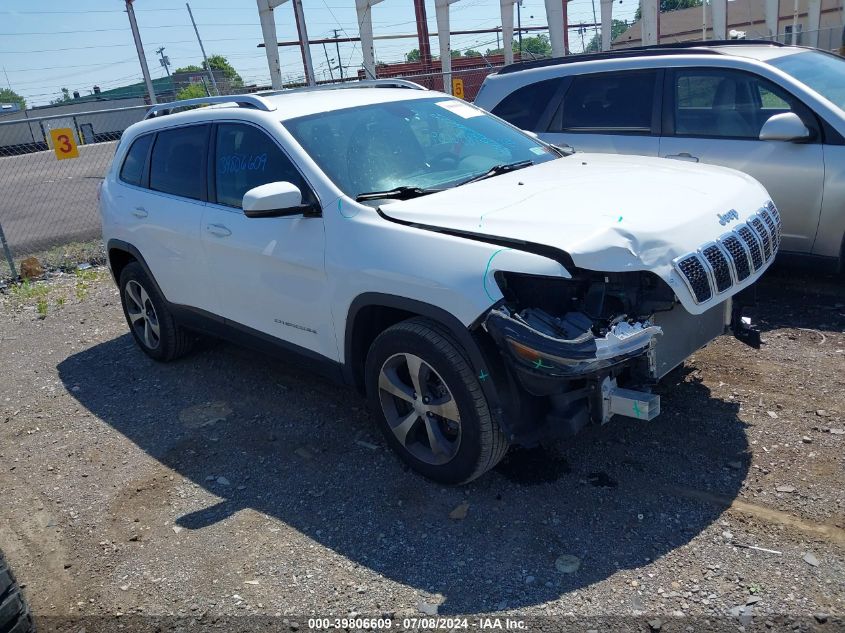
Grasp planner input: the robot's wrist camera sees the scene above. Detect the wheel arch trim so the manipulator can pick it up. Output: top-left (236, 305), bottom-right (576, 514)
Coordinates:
top-left (343, 292), bottom-right (510, 432)
top-left (106, 239), bottom-right (167, 299)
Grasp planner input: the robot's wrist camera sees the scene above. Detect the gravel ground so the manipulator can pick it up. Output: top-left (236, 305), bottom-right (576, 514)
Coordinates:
top-left (0, 265), bottom-right (843, 632)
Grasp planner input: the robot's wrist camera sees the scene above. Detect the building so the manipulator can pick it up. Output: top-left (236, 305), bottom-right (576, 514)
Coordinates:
top-left (613, 0), bottom-right (845, 51)
top-left (355, 53), bottom-right (513, 101)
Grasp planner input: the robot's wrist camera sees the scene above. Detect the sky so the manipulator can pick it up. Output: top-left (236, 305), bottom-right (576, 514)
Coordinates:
top-left (0, 0), bottom-right (639, 107)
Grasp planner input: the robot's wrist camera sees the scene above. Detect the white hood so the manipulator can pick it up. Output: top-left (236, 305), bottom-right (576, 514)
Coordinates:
top-left (380, 154), bottom-right (774, 314)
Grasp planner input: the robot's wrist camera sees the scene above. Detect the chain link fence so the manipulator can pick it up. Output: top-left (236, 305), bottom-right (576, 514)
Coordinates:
top-left (0, 69), bottom-right (502, 281)
top-left (0, 105), bottom-right (149, 279)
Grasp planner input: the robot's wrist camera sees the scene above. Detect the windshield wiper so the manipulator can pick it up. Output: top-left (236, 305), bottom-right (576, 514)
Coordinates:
top-left (355, 186), bottom-right (439, 202)
top-left (457, 160), bottom-right (534, 186)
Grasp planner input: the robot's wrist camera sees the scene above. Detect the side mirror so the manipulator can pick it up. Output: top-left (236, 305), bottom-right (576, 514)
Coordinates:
top-left (759, 112), bottom-right (811, 142)
top-left (242, 181), bottom-right (319, 218)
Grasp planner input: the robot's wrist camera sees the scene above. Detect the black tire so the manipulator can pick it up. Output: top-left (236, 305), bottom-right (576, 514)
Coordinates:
top-left (0, 551), bottom-right (35, 633)
top-left (118, 262), bottom-right (193, 362)
top-left (365, 317), bottom-right (509, 484)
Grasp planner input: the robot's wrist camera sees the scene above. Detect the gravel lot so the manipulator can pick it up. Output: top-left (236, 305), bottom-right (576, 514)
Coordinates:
top-left (0, 265), bottom-right (843, 631)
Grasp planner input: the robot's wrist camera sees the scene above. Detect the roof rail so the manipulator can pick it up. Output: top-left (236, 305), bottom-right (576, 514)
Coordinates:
top-left (495, 39), bottom-right (786, 75)
top-left (143, 94), bottom-right (277, 120)
top-left (257, 78), bottom-right (428, 97)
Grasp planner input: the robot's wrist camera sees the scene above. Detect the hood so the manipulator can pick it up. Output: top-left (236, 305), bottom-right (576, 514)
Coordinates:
top-left (380, 154), bottom-right (774, 314)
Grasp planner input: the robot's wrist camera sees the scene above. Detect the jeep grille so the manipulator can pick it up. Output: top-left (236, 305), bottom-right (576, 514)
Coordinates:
top-left (673, 203), bottom-right (781, 305)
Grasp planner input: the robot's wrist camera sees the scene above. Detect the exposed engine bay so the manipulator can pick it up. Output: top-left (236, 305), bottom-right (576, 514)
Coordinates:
top-left (481, 269), bottom-right (732, 443)
top-left (484, 270), bottom-right (675, 387)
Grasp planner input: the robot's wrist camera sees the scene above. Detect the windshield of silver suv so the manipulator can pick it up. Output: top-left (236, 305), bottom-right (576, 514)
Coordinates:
top-left (768, 50), bottom-right (845, 111)
top-left (283, 97), bottom-right (558, 200)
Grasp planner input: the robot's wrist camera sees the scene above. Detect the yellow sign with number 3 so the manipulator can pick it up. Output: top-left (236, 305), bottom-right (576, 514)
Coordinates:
top-left (50, 128), bottom-right (79, 160)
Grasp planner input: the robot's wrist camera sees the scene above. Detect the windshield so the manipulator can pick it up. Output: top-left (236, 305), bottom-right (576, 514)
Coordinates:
top-left (769, 50), bottom-right (845, 111)
top-left (283, 97), bottom-right (558, 199)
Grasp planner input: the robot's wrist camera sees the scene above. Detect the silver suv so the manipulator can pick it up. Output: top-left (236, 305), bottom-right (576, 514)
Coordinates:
top-left (475, 41), bottom-right (845, 271)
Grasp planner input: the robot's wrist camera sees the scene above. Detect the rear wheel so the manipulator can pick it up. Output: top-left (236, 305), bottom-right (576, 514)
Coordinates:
top-left (0, 551), bottom-right (35, 633)
top-left (365, 318), bottom-right (508, 484)
top-left (119, 262), bottom-right (193, 362)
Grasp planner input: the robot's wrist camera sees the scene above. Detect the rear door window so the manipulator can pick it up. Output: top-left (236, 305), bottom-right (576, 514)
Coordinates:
top-left (119, 134), bottom-right (153, 187)
top-left (213, 123), bottom-right (313, 208)
top-left (490, 78), bottom-right (562, 130)
top-left (549, 70), bottom-right (658, 133)
top-left (149, 124), bottom-right (209, 200)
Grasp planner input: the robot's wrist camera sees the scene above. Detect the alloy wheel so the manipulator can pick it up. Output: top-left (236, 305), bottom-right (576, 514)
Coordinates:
top-left (377, 352), bottom-right (462, 465)
top-left (124, 279), bottom-right (161, 350)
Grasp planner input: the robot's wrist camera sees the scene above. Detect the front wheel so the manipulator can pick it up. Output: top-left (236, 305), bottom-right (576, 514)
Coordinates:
top-left (365, 318), bottom-right (508, 484)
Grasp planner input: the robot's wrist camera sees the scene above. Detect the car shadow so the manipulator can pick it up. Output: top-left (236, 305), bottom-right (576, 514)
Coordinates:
top-left (57, 332), bottom-right (748, 615)
top-left (751, 266), bottom-right (845, 333)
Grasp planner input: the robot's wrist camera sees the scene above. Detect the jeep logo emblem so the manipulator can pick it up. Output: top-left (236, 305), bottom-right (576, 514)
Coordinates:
top-left (718, 209), bottom-right (739, 226)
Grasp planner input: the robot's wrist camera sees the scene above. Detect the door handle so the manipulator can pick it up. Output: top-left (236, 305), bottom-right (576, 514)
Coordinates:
top-left (665, 152), bottom-right (699, 163)
top-left (132, 207), bottom-right (148, 218)
top-left (206, 223), bottom-right (232, 237)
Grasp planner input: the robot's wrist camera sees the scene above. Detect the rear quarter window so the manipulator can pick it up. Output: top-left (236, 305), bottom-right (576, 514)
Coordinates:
top-left (119, 134), bottom-right (153, 187)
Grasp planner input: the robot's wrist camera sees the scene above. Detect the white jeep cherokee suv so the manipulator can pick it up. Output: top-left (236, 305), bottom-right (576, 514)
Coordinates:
top-left (100, 82), bottom-right (779, 484)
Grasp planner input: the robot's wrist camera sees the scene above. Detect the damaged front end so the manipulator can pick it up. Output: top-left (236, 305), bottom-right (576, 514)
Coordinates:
top-left (486, 307), bottom-right (662, 384)
top-left (481, 270), bottom-right (679, 442)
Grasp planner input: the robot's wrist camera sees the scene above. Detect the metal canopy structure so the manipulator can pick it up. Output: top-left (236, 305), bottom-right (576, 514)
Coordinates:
top-left (255, 0), bottom-right (829, 90)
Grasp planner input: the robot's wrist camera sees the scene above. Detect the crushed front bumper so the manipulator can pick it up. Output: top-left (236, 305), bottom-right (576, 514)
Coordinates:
top-left (484, 307), bottom-right (662, 396)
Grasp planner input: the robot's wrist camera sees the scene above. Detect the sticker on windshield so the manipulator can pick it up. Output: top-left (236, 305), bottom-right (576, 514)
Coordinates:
top-left (435, 100), bottom-right (484, 119)
top-left (529, 146), bottom-right (547, 155)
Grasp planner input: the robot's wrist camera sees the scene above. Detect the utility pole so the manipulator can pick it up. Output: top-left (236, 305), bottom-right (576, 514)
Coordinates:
top-left (413, 0), bottom-right (433, 74)
top-left (322, 43), bottom-right (335, 80)
top-left (156, 47), bottom-right (171, 79)
top-left (186, 3), bottom-right (219, 95)
top-left (292, 0), bottom-right (316, 86)
top-left (332, 28), bottom-right (344, 79)
top-left (517, 0), bottom-right (523, 56)
top-left (125, 0), bottom-right (157, 104)
top-left (156, 46), bottom-right (172, 96)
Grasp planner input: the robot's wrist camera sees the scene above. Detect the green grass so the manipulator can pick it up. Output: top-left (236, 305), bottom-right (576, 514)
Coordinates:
top-left (0, 239), bottom-right (105, 282)
top-left (10, 278), bottom-right (49, 301)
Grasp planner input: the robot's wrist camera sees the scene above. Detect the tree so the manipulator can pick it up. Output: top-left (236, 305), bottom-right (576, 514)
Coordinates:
top-left (635, 0), bottom-right (702, 20)
top-left (174, 54), bottom-right (243, 87)
top-left (450, 49), bottom-right (463, 58)
top-left (49, 87), bottom-right (72, 105)
top-left (176, 83), bottom-right (208, 100)
top-left (0, 87), bottom-right (26, 109)
top-left (405, 48), bottom-right (421, 62)
top-left (516, 34), bottom-right (552, 57)
top-left (205, 54), bottom-right (243, 86)
top-left (463, 49), bottom-right (482, 57)
top-left (173, 64), bottom-right (203, 73)
top-left (484, 34), bottom-right (553, 59)
top-left (585, 19), bottom-right (630, 52)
